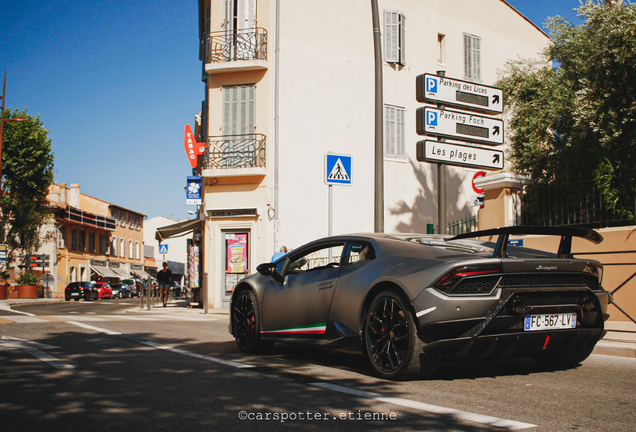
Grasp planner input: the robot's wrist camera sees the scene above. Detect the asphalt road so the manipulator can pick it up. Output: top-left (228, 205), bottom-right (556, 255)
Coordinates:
top-left (1, 300), bottom-right (634, 432)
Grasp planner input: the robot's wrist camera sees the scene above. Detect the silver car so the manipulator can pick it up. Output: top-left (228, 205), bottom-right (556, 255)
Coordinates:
top-left (229, 226), bottom-right (611, 380)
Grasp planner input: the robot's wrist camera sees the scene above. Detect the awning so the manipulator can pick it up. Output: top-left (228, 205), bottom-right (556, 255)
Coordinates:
top-left (90, 264), bottom-right (121, 279)
top-left (110, 266), bottom-right (131, 279)
top-left (155, 218), bottom-right (202, 242)
top-left (131, 268), bottom-right (150, 279)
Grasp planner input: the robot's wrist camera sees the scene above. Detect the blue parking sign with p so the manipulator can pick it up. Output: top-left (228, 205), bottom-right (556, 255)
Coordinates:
top-left (426, 76), bottom-right (438, 94)
top-left (426, 109), bottom-right (438, 126)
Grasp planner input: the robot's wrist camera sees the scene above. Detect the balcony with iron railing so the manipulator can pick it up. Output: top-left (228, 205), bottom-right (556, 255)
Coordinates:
top-left (200, 134), bottom-right (267, 180)
top-left (204, 28), bottom-right (268, 74)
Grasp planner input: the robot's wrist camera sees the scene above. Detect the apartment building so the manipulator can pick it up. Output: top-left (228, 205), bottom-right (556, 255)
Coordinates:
top-left (46, 184), bottom-right (148, 297)
top-left (191, 0), bottom-right (550, 308)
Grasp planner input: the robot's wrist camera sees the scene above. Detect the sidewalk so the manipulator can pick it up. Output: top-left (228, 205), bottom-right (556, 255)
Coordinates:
top-left (593, 320), bottom-right (636, 358)
top-left (125, 298), bottom-right (229, 316)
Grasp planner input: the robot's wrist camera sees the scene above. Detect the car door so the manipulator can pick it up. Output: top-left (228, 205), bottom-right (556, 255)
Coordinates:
top-left (260, 242), bottom-right (345, 336)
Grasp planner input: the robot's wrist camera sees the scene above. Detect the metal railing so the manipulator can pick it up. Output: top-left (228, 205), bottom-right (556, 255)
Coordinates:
top-left (448, 216), bottom-right (478, 235)
top-left (202, 134), bottom-right (266, 170)
top-left (204, 28), bottom-right (268, 64)
top-left (521, 173), bottom-right (636, 228)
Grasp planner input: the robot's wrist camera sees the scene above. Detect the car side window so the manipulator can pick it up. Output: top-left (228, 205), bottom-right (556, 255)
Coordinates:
top-left (342, 242), bottom-right (375, 266)
top-left (286, 244), bottom-right (344, 274)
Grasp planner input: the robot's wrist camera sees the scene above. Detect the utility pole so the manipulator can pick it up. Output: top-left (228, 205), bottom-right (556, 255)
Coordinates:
top-left (371, 0), bottom-right (384, 233)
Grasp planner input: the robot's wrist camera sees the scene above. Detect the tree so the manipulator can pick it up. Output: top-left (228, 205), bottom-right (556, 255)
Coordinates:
top-left (0, 107), bottom-right (55, 265)
top-left (497, 1), bottom-right (636, 186)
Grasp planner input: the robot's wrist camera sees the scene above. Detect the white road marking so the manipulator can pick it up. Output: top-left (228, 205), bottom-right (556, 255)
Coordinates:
top-left (0, 336), bottom-right (74, 369)
top-left (1, 316), bottom-right (47, 323)
top-left (66, 321), bottom-right (253, 369)
top-left (310, 382), bottom-right (537, 430)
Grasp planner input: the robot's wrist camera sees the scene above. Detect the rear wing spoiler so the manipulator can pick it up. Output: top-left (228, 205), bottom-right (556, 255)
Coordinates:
top-left (449, 226), bottom-right (603, 259)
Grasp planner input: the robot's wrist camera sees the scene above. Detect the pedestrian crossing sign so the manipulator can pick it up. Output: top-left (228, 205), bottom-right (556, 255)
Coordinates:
top-left (325, 153), bottom-right (352, 186)
top-left (159, 244), bottom-right (168, 254)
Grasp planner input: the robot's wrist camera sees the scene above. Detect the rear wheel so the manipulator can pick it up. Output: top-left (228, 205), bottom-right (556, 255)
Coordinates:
top-left (363, 290), bottom-right (439, 380)
top-left (231, 289), bottom-right (273, 353)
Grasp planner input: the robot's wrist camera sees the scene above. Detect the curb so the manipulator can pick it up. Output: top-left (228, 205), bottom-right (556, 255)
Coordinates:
top-left (593, 340), bottom-right (636, 358)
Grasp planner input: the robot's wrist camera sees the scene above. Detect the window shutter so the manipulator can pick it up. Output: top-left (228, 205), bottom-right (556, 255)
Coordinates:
top-left (223, 85), bottom-right (255, 136)
top-left (464, 33), bottom-right (481, 81)
top-left (238, 0), bottom-right (256, 30)
top-left (385, 106), bottom-right (395, 155)
top-left (384, 105), bottom-right (405, 158)
top-left (384, 11), bottom-right (398, 63)
top-left (399, 13), bottom-right (405, 65)
top-left (397, 108), bottom-right (405, 156)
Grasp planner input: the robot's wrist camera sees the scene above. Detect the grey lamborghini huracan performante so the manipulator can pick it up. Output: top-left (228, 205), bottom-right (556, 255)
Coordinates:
top-left (229, 227), bottom-right (611, 380)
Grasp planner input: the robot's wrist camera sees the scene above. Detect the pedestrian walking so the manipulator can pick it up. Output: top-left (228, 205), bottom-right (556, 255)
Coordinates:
top-left (157, 262), bottom-right (173, 307)
top-left (271, 246), bottom-right (288, 262)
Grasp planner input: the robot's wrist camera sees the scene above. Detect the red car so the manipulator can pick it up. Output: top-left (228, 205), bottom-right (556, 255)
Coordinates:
top-left (93, 282), bottom-right (113, 299)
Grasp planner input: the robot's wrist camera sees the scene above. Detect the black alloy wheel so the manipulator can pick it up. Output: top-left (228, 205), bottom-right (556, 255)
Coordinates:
top-left (363, 290), bottom-right (438, 380)
top-left (232, 290), bottom-right (273, 353)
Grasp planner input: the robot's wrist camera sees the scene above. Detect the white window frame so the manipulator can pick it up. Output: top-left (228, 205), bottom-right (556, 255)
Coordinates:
top-left (384, 10), bottom-right (406, 65)
top-left (120, 238), bottom-right (125, 258)
top-left (437, 33), bottom-right (446, 64)
top-left (112, 236), bottom-right (118, 257)
top-left (464, 33), bottom-right (481, 82)
top-left (384, 105), bottom-right (406, 159)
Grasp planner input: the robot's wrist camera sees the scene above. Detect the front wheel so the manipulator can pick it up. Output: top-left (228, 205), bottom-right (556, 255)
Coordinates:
top-left (231, 289), bottom-right (273, 353)
top-left (363, 290), bottom-right (439, 380)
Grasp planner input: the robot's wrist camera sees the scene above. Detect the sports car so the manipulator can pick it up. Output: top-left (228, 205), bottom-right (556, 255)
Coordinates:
top-left (229, 226), bottom-right (611, 380)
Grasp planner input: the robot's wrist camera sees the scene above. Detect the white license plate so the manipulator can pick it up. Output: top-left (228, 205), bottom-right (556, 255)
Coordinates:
top-left (70, 293), bottom-right (79, 297)
top-left (524, 313), bottom-right (577, 331)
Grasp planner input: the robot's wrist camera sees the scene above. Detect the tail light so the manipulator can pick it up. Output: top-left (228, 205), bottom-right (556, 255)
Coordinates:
top-left (433, 264), bottom-right (502, 295)
top-left (584, 263), bottom-right (603, 284)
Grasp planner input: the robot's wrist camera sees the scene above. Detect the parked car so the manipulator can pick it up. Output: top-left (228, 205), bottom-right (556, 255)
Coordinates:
top-left (112, 282), bottom-right (132, 298)
top-left (121, 278), bottom-right (145, 298)
top-left (229, 226), bottom-right (611, 380)
top-left (65, 282), bottom-right (98, 301)
top-left (92, 282), bottom-right (112, 299)
top-left (110, 282), bottom-right (123, 298)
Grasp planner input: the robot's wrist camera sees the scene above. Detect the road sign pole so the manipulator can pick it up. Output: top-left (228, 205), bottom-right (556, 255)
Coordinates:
top-left (437, 71), bottom-right (447, 235)
top-left (328, 184), bottom-right (333, 237)
top-left (438, 163), bottom-right (446, 235)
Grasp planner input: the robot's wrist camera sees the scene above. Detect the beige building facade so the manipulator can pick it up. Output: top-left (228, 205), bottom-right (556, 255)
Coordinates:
top-left (193, 0), bottom-right (550, 308)
top-left (45, 184), bottom-right (148, 298)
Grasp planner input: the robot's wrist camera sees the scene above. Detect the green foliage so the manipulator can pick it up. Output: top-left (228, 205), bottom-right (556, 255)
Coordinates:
top-left (497, 0), bottom-right (636, 185)
top-left (17, 270), bottom-right (40, 286)
top-left (1, 107), bottom-right (55, 265)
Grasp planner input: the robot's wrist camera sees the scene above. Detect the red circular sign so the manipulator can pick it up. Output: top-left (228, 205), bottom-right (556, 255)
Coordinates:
top-left (472, 171), bottom-right (486, 194)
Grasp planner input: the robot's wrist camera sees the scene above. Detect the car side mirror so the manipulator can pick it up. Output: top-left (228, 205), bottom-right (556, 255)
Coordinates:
top-left (257, 262), bottom-right (285, 284)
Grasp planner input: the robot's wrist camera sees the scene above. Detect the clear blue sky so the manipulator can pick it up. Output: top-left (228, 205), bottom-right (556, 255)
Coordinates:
top-left (0, 0), bottom-right (585, 221)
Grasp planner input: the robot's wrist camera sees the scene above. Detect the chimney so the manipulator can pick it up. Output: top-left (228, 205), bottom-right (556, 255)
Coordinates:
top-left (70, 184), bottom-right (80, 208)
